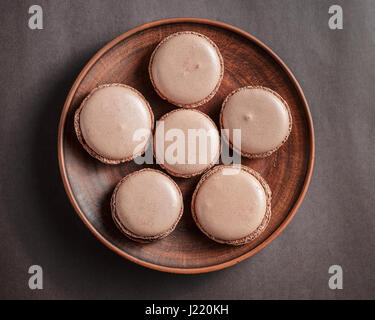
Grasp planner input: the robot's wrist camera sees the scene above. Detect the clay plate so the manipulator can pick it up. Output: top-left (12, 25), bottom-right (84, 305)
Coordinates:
top-left (58, 18), bottom-right (314, 274)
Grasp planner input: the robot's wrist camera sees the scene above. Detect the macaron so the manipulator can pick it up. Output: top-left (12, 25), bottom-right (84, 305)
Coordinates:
top-left (149, 31), bottom-right (224, 108)
top-left (191, 165), bottom-right (272, 245)
top-left (154, 109), bottom-right (220, 178)
top-left (74, 84), bottom-right (154, 164)
top-left (111, 168), bottom-right (183, 242)
top-left (220, 86), bottom-right (292, 158)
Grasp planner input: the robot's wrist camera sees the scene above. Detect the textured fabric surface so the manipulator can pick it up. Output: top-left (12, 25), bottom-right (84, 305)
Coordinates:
top-left (0, 0), bottom-right (374, 299)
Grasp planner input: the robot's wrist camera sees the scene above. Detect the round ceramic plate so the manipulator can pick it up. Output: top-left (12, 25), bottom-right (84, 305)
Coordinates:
top-left (58, 18), bottom-right (314, 273)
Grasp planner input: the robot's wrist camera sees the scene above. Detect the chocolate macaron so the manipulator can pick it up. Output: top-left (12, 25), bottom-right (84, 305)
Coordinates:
top-left (220, 86), bottom-right (292, 158)
top-left (74, 84), bottom-right (154, 164)
top-left (191, 165), bottom-right (272, 245)
top-left (154, 109), bottom-right (220, 178)
top-left (111, 168), bottom-right (183, 242)
top-left (149, 31), bottom-right (224, 108)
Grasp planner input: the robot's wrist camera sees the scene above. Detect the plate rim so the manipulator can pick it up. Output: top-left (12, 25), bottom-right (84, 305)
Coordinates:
top-left (58, 17), bottom-right (315, 274)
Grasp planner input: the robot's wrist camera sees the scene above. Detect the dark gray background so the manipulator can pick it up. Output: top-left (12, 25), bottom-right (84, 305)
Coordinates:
top-left (0, 0), bottom-right (374, 300)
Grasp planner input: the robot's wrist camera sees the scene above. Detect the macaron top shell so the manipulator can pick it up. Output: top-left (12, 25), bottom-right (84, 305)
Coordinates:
top-left (78, 84), bottom-right (153, 162)
top-left (113, 169), bottom-right (183, 238)
top-left (154, 109), bottom-right (220, 177)
top-left (150, 31), bottom-right (223, 107)
top-left (221, 86), bottom-right (292, 157)
top-left (192, 165), bottom-right (271, 244)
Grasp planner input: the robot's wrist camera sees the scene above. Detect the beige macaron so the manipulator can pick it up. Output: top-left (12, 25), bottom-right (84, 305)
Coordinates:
top-left (154, 108), bottom-right (221, 178)
top-left (74, 83), bottom-right (154, 164)
top-left (111, 168), bottom-right (183, 242)
top-left (220, 86), bottom-right (292, 158)
top-left (191, 165), bottom-right (272, 245)
top-left (149, 31), bottom-right (224, 108)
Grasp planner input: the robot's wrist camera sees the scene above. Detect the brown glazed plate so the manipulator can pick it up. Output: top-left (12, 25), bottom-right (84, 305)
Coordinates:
top-left (58, 18), bottom-right (314, 274)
